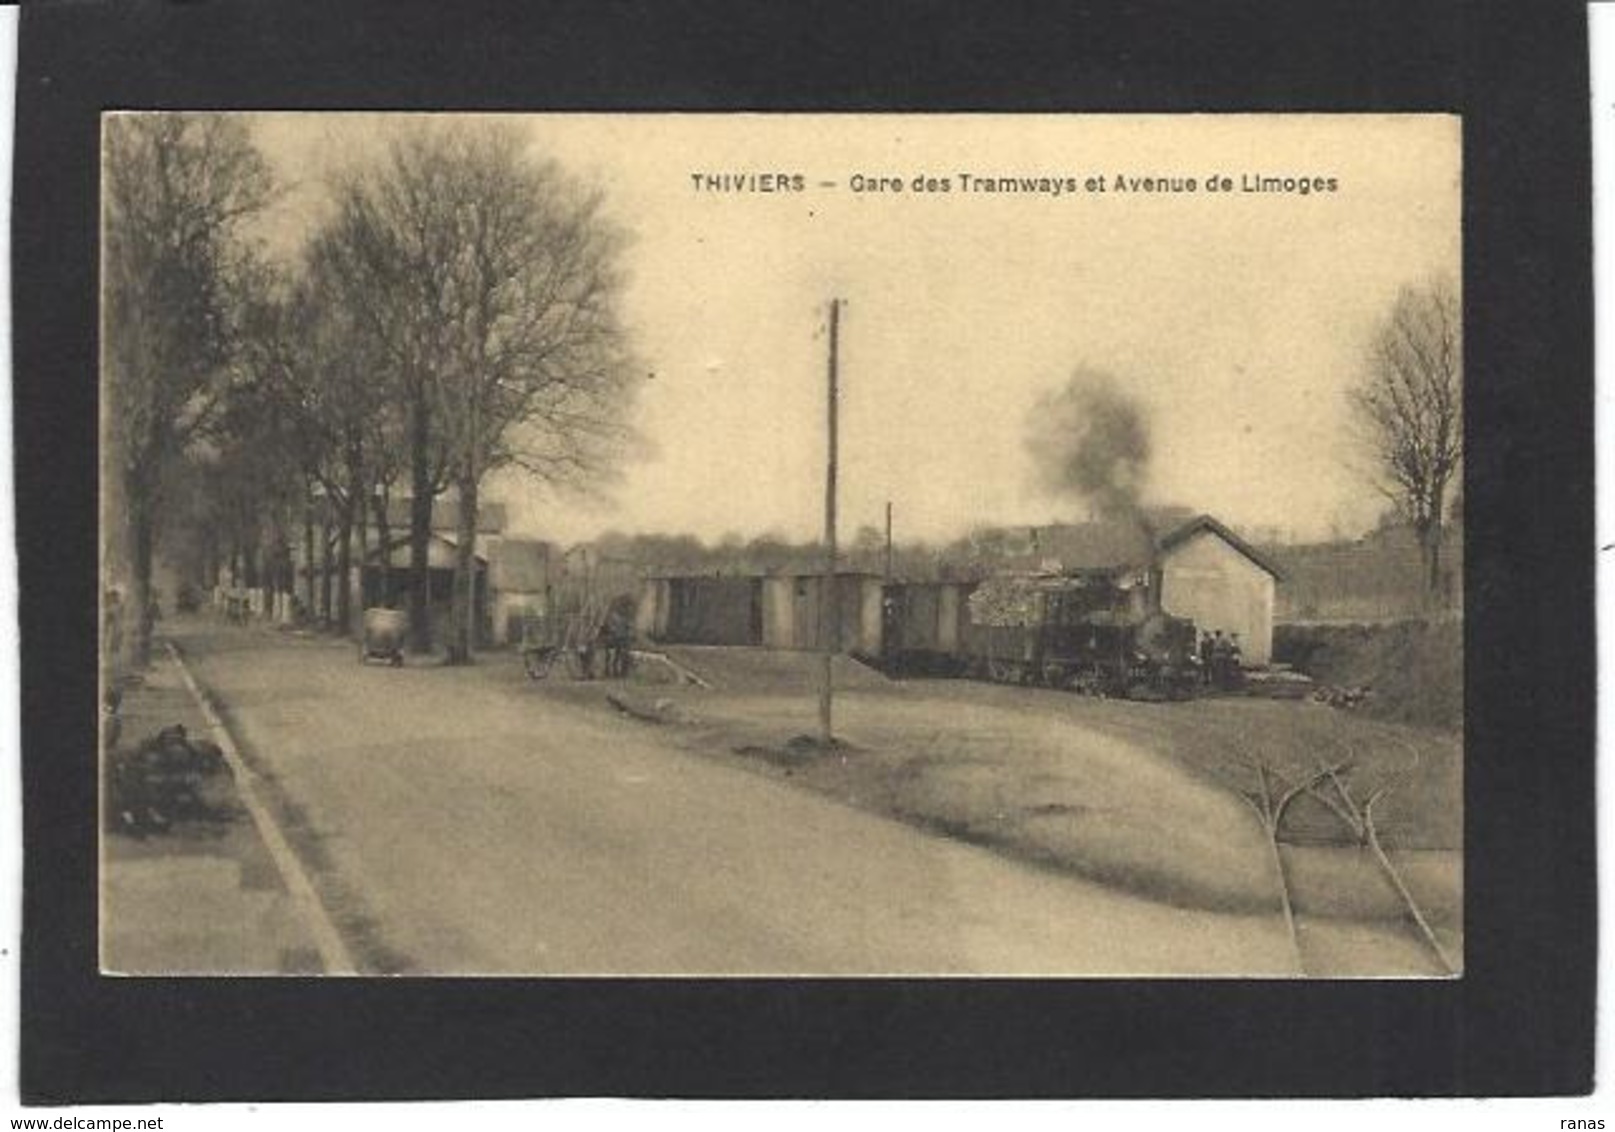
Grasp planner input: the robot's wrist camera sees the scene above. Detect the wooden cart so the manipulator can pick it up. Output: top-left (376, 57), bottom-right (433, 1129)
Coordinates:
top-left (520, 604), bottom-right (604, 681)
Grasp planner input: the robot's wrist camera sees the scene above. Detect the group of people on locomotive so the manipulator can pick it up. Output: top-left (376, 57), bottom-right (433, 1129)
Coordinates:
top-left (1197, 629), bottom-right (1243, 690)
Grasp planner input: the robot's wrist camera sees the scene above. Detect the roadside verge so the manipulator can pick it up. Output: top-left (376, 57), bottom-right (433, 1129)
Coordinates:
top-left (99, 642), bottom-right (352, 975)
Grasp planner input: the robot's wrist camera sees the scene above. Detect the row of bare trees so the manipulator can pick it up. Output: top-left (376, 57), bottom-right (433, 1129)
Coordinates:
top-left (103, 115), bottom-right (276, 668)
top-left (103, 114), bottom-right (637, 670)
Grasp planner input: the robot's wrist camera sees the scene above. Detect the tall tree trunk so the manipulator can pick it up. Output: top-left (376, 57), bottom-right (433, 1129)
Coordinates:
top-left (356, 494), bottom-right (371, 613)
top-left (272, 536), bottom-right (290, 622)
top-left (447, 470), bottom-right (479, 665)
top-left (125, 493), bottom-right (156, 670)
top-left (203, 530), bottom-right (219, 596)
top-left (302, 503), bottom-right (316, 620)
top-left (283, 539), bottom-right (297, 618)
top-left (408, 387), bottom-right (434, 652)
top-left (243, 527), bottom-right (260, 589)
top-left (320, 518), bottom-right (335, 629)
top-left (120, 424), bottom-right (163, 669)
top-left (337, 443), bottom-right (365, 634)
top-left (336, 499), bottom-right (355, 636)
top-left (371, 489), bottom-right (393, 608)
top-left (1421, 520), bottom-right (1444, 610)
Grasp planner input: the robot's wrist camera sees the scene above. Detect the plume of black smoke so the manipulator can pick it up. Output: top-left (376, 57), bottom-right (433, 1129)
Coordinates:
top-left (1025, 369), bottom-right (1152, 521)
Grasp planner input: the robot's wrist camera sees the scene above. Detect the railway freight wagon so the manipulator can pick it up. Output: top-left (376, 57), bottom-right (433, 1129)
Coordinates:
top-left (958, 570), bottom-right (1199, 700)
top-left (637, 575), bottom-right (764, 645)
top-left (880, 580), bottom-right (975, 674)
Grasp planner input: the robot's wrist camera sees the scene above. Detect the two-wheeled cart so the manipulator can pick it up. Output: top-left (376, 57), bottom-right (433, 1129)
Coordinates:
top-left (520, 605), bottom-right (604, 681)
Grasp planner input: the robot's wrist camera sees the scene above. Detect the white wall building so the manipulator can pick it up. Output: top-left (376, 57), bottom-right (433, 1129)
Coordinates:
top-left (1157, 516), bottom-right (1281, 665)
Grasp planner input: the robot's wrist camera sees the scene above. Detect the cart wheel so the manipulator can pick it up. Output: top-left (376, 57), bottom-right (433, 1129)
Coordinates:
top-left (391, 653), bottom-right (404, 668)
top-left (523, 649), bottom-right (553, 681)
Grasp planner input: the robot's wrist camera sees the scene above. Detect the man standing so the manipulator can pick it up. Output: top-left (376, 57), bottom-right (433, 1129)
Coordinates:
top-left (1211, 630), bottom-right (1230, 690)
top-left (599, 595), bottom-right (636, 679)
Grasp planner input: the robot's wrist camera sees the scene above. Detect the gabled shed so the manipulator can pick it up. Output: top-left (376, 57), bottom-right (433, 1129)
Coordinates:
top-left (1156, 515), bottom-right (1282, 664)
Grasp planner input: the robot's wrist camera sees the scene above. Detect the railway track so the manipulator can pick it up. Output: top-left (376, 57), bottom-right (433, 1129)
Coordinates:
top-left (859, 676), bottom-right (1460, 975)
top-left (1189, 714), bottom-right (1458, 977)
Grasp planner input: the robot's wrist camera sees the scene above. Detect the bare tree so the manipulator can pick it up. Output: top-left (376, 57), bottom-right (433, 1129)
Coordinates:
top-left (442, 128), bottom-right (638, 663)
top-left (102, 114), bottom-right (274, 667)
top-left (325, 123), bottom-right (638, 663)
top-left (849, 524), bottom-right (886, 572)
top-left (1349, 278), bottom-right (1462, 602)
top-left (319, 141), bottom-right (461, 651)
top-left (250, 238), bottom-right (401, 632)
top-left (195, 361), bottom-right (307, 606)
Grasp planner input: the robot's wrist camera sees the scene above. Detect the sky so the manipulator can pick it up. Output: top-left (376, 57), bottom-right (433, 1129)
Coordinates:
top-left (244, 113), bottom-right (1461, 547)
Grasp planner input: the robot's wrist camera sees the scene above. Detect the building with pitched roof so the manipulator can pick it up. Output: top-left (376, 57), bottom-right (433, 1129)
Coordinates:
top-left (950, 513), bottom-right (1281, 663)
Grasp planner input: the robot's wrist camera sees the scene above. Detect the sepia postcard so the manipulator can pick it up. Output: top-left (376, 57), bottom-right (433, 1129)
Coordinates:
top-left (97, 111), bottom-right (1463, 980)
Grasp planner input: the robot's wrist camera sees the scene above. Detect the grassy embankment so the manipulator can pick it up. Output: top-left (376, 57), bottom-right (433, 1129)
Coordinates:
top-left (585, 646), bottom-right (1460, 941)
top-left (1274, 618), bottom-right (1463, 732)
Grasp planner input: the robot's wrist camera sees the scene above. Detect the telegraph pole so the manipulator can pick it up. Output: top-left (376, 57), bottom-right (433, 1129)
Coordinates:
top-left (884, 500), bottom-right (894, 582)
top-left (818, 299), bottom-right (842, 746)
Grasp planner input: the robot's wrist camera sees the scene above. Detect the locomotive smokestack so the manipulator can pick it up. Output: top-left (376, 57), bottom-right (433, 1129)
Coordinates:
top-left (1135, 509), bottom-right (1163, 616)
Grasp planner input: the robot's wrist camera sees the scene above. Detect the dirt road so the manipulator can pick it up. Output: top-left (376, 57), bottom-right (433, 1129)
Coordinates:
top-left (168, 622), bottom-right (1302, 976)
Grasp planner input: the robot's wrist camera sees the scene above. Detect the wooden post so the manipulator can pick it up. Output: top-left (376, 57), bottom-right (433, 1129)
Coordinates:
top-left (819, 299), bottom-right (841, 745)
top-left (884, 499), bottom-right (893, 582)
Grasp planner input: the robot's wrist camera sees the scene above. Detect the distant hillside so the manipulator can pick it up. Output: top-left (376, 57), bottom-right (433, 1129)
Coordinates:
top-left (1262, 524), bottom-right (1463, 623)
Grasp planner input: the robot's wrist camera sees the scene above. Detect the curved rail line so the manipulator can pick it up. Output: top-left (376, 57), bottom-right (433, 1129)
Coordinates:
top-left (1173, 709), bottom-right (1456, 977)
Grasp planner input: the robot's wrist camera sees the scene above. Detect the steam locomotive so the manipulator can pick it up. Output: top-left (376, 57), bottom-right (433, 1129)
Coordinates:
top-left (883, 568), bottom-right (1201, 700)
